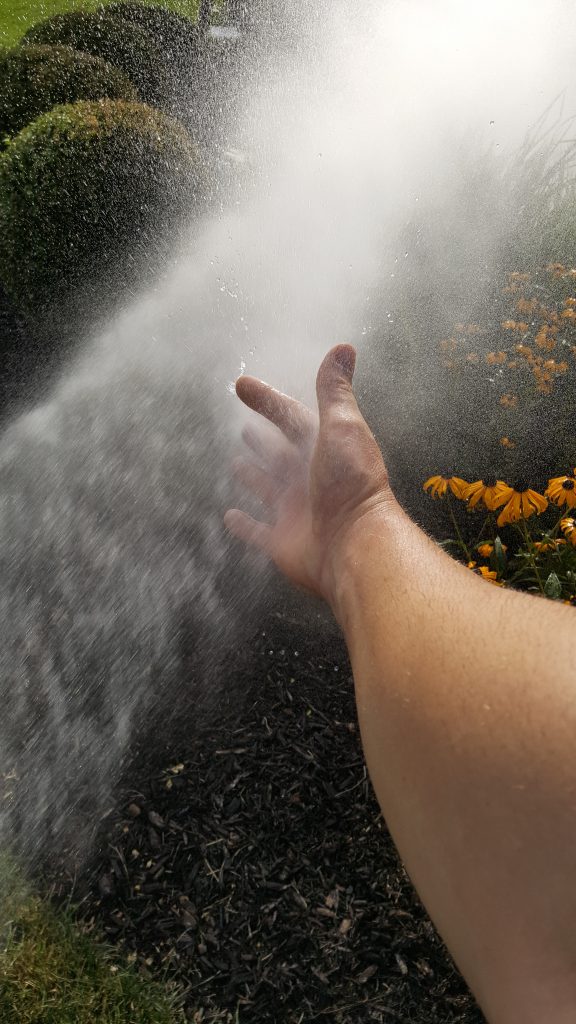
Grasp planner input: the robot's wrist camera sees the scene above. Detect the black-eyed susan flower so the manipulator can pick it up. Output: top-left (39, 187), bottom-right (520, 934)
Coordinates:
top-left (535, 327), bottom-right (556, 351)
top-left (477, 566), bottom-right (503, 585)
top-left (467, 562), bottom-right (503, 584)
top-left (464, 478), bottom-right (512, 511)
top-left (500, 437), bottom-right (516, 449)
top-left (476, 541), bottom-right (508, 558)
top-left (499, 393), bottom-right (519, 408)
top-left (546, 471), bottom-right (576, 509)
top-left (423, 475), bottom-right (469, 499)
top-left (533, 539), bottom-right (567, 552)
top-left (496, 480), bottom-right (548, 527)
top-left (560, 518), bottom-right (576, 546)
top-left (516, 298), bottom-right (537, 315)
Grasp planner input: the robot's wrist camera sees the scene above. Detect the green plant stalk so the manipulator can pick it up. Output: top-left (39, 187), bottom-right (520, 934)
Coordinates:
top-left (446, 493), bottom-right (472, 562)
top-left (517, 518), bottom-right (546, 595)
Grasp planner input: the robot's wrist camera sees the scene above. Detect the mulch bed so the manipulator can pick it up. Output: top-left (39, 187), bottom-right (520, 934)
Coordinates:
top-left (78, 605), bottom-right (484, 1024)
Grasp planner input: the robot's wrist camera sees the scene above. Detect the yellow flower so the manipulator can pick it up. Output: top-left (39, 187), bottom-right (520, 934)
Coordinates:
top-left (477, 542), bottom-right (508, 558)
top-left (499, 393), bottom-right (519, 408)
top-left (561, 518), bottom-right (576, 546)
top-left (500, 436), bottom-right (516, 449)
top-left (477, 543), bottom-right (494, 558)
top-left (477, 566), bottom-right (503, 585)
top-left (502, 320), bottom-right (517, 330)
top-left (423, 475), bottom-right (469, 499)
top-left (533, 539), bottom-right (566, 552)
top-left (486, 351), bottom-right (507, 365)
top-left (565, 297), bottom-right (576, 307)
top-left (496, 485), bottom-right (548, 527)
top-left (535, 327), bottom-right (555, 351)
top-left (464, 479), bottom-right (513, 511)
top-left (546, 471), bottom-right (576, 509)
top-left (468, 561), bottom-right (502, 584)
top-left (516, 298), bottom-right (537, 315)
top-left (515, 343), bottom-right (533, 359)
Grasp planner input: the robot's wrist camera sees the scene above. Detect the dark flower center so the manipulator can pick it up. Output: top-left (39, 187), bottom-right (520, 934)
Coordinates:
top-left (511, 476), bottom-right (532, 493)
top-left (482, 477), bottom-right (498, 488)
top-left (562, 479), bottom-right (575, 491)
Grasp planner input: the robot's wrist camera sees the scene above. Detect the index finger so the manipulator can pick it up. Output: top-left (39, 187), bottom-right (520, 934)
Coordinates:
top-left (236, 376), bottom-right (316, 447)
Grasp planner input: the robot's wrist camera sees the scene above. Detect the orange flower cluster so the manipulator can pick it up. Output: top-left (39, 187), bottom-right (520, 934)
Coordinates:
top-left (499, 394), bottom-right (518, 408)
top-left (437, 265), bottom-right (576, 401)
top-left (546, 263), bottom-right (576, 280)
top-left (423, 475), bottom-right (548, 528)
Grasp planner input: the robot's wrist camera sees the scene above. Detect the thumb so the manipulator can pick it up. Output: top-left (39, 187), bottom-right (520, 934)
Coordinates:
top-left (316, 344), bottom-right (359, 419)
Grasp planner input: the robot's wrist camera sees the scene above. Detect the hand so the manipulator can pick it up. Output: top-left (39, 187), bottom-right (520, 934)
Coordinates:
top-left (224, 345), bottom-right (397, 606)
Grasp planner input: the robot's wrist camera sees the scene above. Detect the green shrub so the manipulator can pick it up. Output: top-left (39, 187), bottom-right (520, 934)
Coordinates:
top-left (0, 44), bottom-right (138, 139)
top-left (0, 99), bottom-right (204, 319)
top-left (104, 2), bottom-right (200, 69)
top-left (22, 10), bottom-right (167, 105)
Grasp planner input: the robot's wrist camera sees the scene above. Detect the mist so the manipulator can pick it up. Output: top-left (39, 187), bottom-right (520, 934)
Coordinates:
top-left (1, 0), bottom-right (575, 863)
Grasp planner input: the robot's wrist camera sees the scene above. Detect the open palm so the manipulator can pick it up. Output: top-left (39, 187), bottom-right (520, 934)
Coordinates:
top-left (225, 345), bottom-right (393, 604)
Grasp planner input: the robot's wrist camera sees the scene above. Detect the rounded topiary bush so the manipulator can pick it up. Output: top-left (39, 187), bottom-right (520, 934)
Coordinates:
top-left (0, 44), bottom-right (138, 139)
top-left (104, 2), bottom-right (199, 67)
top-left (22, 10), bottom-right (167, 105)
top-left (0, 99), bottom-right (204, 320)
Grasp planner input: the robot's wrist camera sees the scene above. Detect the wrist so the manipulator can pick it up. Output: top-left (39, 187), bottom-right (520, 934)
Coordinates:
top-left (322, 493), bottom-right (408, 626)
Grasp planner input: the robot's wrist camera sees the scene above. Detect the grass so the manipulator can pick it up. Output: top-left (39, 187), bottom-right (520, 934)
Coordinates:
top-left (0, 856), bottom-right (184, 1024)
top-left (0, 0), bottom-right (203, 46)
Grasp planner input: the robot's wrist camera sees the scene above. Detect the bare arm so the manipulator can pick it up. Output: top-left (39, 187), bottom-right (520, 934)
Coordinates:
top-left (225, 345), bottom-right (576, 1024)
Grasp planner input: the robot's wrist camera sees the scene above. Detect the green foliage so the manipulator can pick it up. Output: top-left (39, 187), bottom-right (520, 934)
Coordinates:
top-left (0, 99), bottom-right (204, 318)
top-left (104, 2), bottom-right (200, 68)
top-left (0, 43), bottom-right (138, 139)
top-left (22, 9), bottom-right (168, 104)
top-left (0, 0), bottom-right (206, 49)
top-left (0, 859), bottom-right (182, 1024)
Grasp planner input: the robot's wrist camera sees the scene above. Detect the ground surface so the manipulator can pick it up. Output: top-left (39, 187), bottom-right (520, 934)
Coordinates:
top-left (81, 606), bottom-right (485, 1024)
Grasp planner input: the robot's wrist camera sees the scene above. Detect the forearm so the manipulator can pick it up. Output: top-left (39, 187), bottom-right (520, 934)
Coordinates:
top-left (331, 503), bottom-right (576, 1023)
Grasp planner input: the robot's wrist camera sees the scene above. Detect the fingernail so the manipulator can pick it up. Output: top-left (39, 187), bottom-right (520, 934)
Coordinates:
top-left (334, 345), bottom-right (356, 378)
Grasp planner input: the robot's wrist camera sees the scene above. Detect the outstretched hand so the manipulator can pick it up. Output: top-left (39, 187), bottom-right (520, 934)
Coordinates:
top-left (224, 345), bottom-right (396, 606)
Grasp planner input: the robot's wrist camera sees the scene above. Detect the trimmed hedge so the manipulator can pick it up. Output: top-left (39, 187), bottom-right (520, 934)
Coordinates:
top-left (22, 10), bottom-right (167, 105)
top-left (104, 2), bottom-right (199, 68)
top-left (0, 44), bottom-right (138, 139)
top-left (0, 99), bottom-right (204, 318)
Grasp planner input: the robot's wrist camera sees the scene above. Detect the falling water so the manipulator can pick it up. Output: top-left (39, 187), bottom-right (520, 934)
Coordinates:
top-left (0, 0), bottom-right (574, 863)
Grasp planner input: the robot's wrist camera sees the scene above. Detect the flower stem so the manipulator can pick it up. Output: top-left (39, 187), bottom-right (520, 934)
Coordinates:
top-left (519, 519), bottom-right (545, 595)
top-left (447, 494), bottom-right (472, 562)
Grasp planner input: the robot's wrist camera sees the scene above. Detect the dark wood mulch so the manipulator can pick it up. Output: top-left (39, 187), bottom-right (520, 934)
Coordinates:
top-left (79, 606), bottom-right (485, 1024)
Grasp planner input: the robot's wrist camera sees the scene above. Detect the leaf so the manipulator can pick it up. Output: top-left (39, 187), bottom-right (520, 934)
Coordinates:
top-left (544, 572), bottom-right (562, 599)
top-left (492, 536), bottom-right (507, 575)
